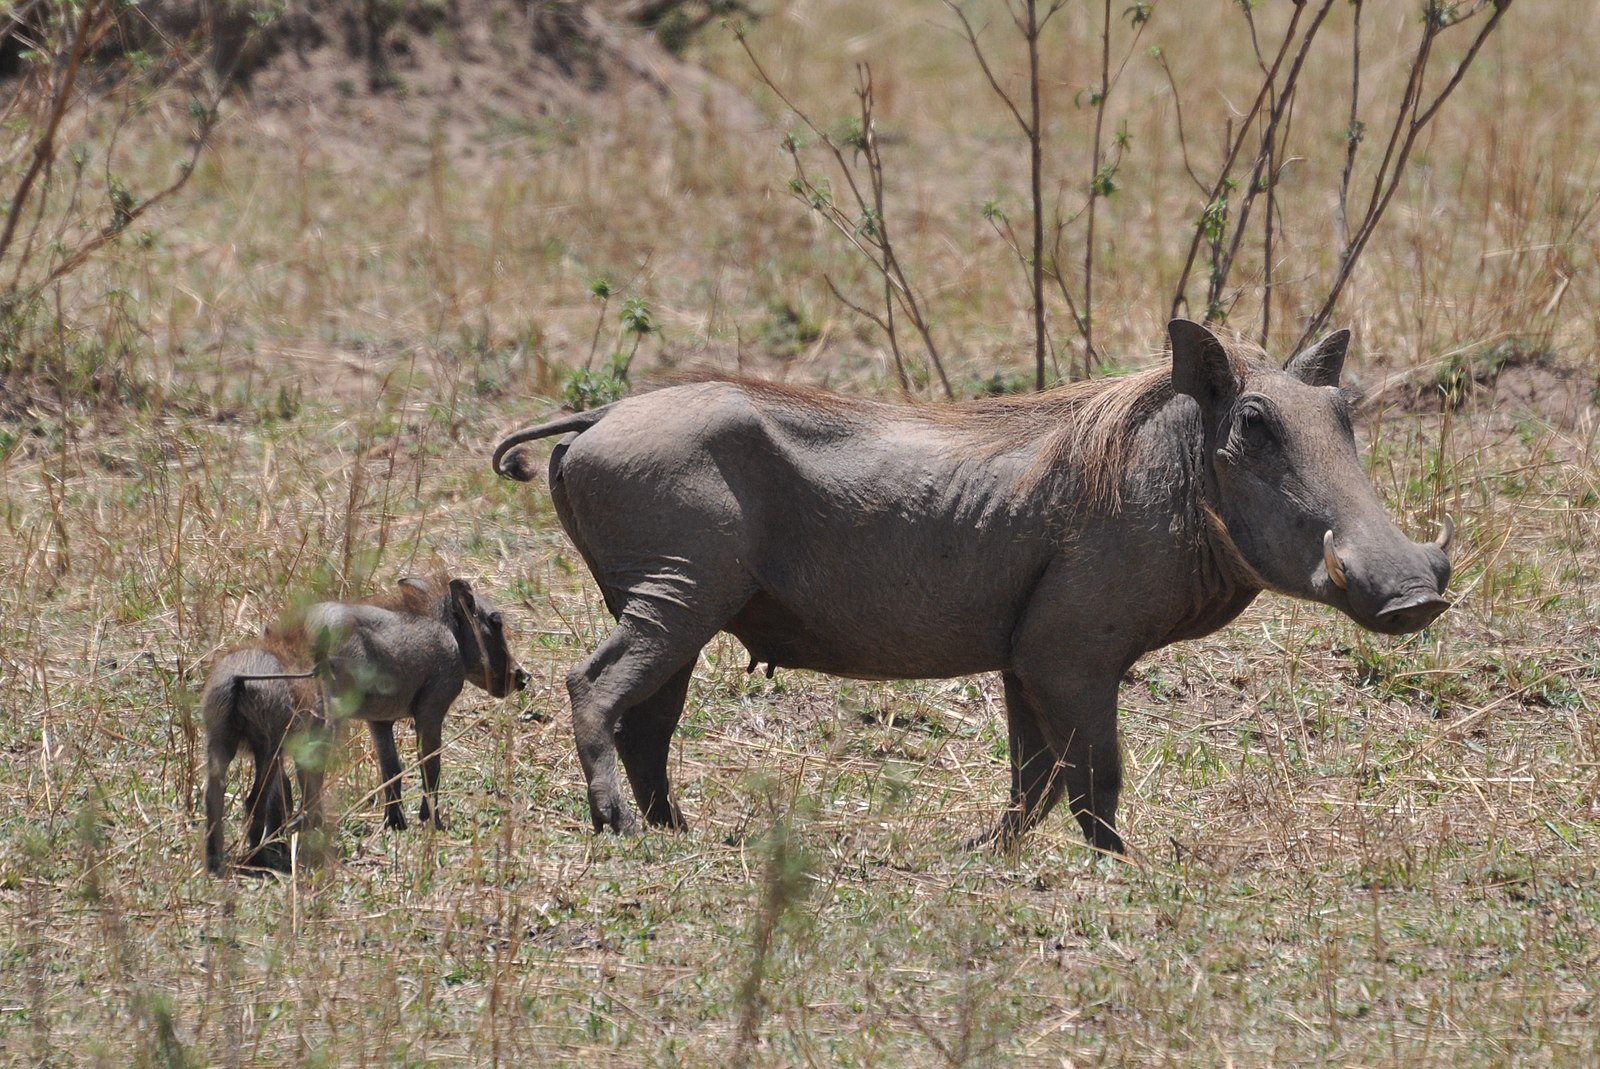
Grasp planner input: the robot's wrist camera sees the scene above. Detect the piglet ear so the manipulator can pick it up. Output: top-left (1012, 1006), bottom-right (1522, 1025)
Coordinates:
top-left (448, 578), bottom-right (475, 618)
top-left (1169, 319), bottom-right (1237, 413)
top-left (1285, 329), bottom-right (1349, 387)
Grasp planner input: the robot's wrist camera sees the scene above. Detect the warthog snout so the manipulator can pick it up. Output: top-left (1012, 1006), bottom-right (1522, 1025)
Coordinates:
top-left (1323, 517), bottom-right (1454, 635)
top-left (489, 663), bottom-right (531, 698)
top-left (1374, 590), bottom-right (1451, 634)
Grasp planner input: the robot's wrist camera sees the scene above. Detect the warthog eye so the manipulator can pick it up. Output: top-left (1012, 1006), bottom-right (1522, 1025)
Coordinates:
top-left (1235, 402), bottom-right (1271, 443)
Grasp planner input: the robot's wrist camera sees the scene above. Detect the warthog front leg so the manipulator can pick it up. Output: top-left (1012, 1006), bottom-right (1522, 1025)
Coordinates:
top-left (1043, 674), bottom-right (1124, 856)
top-left (616, 658), bottom-right (697, 830)
top-left (368, 720), bottom-right (408, 831)
top-left (975, 670), bottom-right (1071, 851)
top-left (292, 719), bottom-right (331, 865)
top-left (987, 666), bottom-right (1126, 857)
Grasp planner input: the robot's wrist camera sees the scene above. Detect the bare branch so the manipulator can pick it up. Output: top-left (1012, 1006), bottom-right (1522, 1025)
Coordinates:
top-left (1296, 0), bottom-right (1513, 349)
top-left (0, 0), bottom-right (107, 273)
top-left (748, 41), bottom-right (952, 398)
top-left (1080, 0), bottom-right (1115, 378)
top-left (941, 1), bottom-right (1031, 137)
top-left (1168, 0), bottom-right (1318, 321)
top-left (1025, 0), bottom-right (1045, 387)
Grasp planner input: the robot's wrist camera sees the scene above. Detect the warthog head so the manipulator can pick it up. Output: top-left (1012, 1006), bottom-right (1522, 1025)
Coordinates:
top-left (1172, 320), bottom-right (1452, 635)
top-left (423, 577), bottom-right (530, 697)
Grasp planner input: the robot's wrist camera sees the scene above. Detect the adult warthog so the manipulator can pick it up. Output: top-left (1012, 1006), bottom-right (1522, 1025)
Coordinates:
top-left (493, 320), bottom-right (1453, 855)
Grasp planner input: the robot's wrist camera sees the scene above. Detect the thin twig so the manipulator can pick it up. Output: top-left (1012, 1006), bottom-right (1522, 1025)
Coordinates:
top-left (942, 2), bottom-right (1031, 137)
top-left (1080, 0), bottom-right (1122, 378)
top-left (1296, 1), bottom-right (1513, 349)
top-left (1027, 0), bottom-right (1048, 387)
top-left (1152, 48), bottom-right (1206, 194)
top-left (1168, 0), bottom-right (1312, 320)
top-left (0, 0), bottom-right (107, 278)
top-left (1336, 0), bottom-right (1365, 254)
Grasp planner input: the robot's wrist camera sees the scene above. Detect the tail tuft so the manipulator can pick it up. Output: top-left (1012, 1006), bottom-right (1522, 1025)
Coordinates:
top-left (501, 445), bottom-right (541, 483)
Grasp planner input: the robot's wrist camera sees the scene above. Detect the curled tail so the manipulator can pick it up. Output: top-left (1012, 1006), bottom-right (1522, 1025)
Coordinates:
top-left (492, 406), bottom-right (614, 481)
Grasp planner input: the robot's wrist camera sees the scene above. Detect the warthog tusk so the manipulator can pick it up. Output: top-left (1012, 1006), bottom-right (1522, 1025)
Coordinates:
top-left (1435, 514), bottom-right (1455, 555)
top-left (1323, 530), bottom-right (1348, 589)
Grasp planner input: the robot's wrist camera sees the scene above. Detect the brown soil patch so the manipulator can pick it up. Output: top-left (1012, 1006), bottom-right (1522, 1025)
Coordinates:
top-left (1370, 349), bottom-right (1598, 431)
top-left (1491, 362), bottom-right (1597, 429)
top-left (239, 0), bottom-right (758, 166)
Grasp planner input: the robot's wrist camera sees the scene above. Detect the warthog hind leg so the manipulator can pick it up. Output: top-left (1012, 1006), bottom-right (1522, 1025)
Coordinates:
top-left (242, 739), bottom-right (294, 871)
top-left (204, 720), bottom-right (242, 874)
top-left (568, 611), bottom-right (724, 834)
top-left (616, 658), bottom-right (697, 830)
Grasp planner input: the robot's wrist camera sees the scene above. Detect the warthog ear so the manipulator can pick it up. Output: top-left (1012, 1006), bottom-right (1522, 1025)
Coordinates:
top-left (1285, 329), bottom-right (1350, 388)
top-left (448, 578), bottom-right (475, 620)
top-left (1169, 319), bottom-right (1237, 413)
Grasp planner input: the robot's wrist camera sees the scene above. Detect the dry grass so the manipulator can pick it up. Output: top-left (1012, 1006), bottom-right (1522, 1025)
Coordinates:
top-left (2, 1), bottom-right (1600, 1065)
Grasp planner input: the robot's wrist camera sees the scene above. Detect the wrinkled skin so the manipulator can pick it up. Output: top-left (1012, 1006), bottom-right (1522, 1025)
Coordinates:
top-left (493, 320), bottom-right (1452, 855)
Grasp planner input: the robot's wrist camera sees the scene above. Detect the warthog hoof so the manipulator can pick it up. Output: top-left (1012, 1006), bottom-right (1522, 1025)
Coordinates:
top-left (589, 794), bottom-right (640, 835)
top-left (967, 815), bottom-right (1128, 860)
top-left (238, 841), bottom-right (292, 875)
top-left (418, 803), bottom-right (446, 831)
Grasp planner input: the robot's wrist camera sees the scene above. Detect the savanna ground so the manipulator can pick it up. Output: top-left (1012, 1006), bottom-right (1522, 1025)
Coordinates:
top-left (3, 1), bottom-right (1600, 1065)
